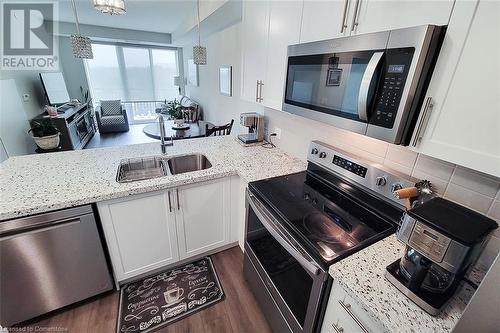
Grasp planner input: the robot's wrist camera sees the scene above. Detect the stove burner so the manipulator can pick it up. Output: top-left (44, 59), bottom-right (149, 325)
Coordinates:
top-left (302, 212), bottom-right (358, 259)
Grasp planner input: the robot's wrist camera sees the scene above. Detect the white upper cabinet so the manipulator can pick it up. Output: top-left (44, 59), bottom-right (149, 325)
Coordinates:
top-left (352, 0), bottom-right (454, 35)
top-left (174, 178), bottom-right (231, 259)
top-left (97, 191), bottom-right (179, 282)
top-left (410, 0), bottom-right (500, 178)
top-left (264, 0), bottom-right (303, 110)
top-left (300, 0), bottom-right (352, 43)
top-left (241, 0), bottom-right (270, 104)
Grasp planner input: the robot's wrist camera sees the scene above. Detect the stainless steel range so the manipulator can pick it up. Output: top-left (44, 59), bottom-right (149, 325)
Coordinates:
top-left (243, 141), bottom-right (416, 333)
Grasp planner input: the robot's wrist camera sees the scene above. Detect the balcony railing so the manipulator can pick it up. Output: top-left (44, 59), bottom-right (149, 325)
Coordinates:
top-left (122, 100), bottom-right (165, 124)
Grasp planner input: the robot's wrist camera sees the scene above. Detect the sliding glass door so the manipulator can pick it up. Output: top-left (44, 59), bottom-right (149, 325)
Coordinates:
top-left (84, 43), bottom-right (181, 124)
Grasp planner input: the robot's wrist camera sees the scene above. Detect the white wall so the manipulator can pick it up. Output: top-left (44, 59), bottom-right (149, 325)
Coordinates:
top-left (182, 23), bottom-right (264, 130)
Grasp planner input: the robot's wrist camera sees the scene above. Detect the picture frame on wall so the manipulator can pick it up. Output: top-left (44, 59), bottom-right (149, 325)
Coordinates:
top-left (187, 59), bottom-right (199, 86)
top-left (219, 65), bottom-right (232, 96)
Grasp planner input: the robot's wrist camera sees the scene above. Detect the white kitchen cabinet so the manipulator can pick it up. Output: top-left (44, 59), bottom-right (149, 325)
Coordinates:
top-left (321, 280), bottom-right (383, 333)
top-left (240, 0), bottom-right (269, 104)
top-left (174, 178), bottom-right (231, 259)
top-left (97, 191), bottom-right (179, 282)
top-left (264, 0), bottom-right (303, 110)
top-left (98, 178), bottom-right (236, 284)
top-left (300, 0), bottom-right (351, 43)
top-left (352, 0), bottom-right (454, 35)
top-left (410, 0), bottom-right (500, 178)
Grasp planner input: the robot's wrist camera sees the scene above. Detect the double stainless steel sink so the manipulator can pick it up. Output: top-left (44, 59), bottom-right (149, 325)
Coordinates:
top-left (116, 153), bottom-right (212, 183)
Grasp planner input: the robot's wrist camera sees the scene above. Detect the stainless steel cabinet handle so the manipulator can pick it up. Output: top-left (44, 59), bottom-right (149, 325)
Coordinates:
top-left (258, 80), bottom-right (264, 102)
top-left (412, 97), bottom-right (433, 147)
top-left (332, 322), bottom-right (344, 333)
top-left (176, 188), bottom-right (180, 210)
top-left (339, 299), bottom-right (369, 333)
top-left (340, 0), bottom-right (349, 33)
top-left (255, 80), bottom-right (260, 102)
top-left (351, 0), bottom-right (361, 31)
top-left (167, 191), bottom-right (172, 212)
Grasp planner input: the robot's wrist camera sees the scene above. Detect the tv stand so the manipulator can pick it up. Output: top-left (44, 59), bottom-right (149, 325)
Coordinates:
top-left (31, 103), bottom-right (95, 151)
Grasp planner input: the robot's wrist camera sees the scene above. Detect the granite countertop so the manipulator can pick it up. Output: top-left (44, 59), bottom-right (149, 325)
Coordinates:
top-left (0, 136), bottom-right (306, 221)
top-left (329, 235), bottom-right (484, 333)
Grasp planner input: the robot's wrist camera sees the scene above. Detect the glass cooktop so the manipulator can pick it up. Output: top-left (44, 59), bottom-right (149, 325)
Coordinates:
top-left (249, 169), bottom-right (399, 265)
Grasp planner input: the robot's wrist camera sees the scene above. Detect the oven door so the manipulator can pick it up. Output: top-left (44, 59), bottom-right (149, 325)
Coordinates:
top-left (244, 190), bottom-right (328, 333)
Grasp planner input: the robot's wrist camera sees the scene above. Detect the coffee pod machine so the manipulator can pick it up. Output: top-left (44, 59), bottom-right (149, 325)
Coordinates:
top-left (237, 112), bottom-right (265, 144)
top-left (385, 197), bottom-right (498, 315)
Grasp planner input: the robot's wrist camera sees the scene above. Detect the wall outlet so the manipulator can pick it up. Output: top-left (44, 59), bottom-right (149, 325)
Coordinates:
top-left (274, 127), bottom-right (282, 139)
top-left (22, 93), bottom-right (30, 102)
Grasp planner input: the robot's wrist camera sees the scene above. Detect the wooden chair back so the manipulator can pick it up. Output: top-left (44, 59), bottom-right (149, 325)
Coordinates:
top-left (182, 106), bottom-right (200, 122)
top-left (205, 119), bottom-right (234, 137)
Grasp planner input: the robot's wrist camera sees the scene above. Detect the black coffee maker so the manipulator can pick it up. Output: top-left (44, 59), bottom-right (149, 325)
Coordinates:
top-left (385, 197), bottom-right (498, 315)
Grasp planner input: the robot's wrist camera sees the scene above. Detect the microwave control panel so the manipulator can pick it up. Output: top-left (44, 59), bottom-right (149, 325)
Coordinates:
top-left (370, 48), bottom-right (415, 128)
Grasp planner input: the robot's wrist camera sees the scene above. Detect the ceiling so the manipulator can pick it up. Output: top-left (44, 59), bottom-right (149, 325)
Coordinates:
top-left (57, 0), bottom-right (197, 34)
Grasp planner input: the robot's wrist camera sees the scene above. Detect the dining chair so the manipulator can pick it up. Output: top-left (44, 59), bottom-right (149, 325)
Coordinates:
top-left (205, 119), bottom-right (234, 137)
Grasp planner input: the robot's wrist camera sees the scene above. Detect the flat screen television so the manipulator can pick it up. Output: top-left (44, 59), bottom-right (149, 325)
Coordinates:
top-left (39, 72), bottom-right (70, 106)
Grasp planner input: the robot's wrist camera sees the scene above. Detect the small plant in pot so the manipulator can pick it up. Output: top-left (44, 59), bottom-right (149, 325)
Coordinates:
top-left (29, 119), bottom-right (60, 150)
top-left (166, 99), bottom-right (184, 126)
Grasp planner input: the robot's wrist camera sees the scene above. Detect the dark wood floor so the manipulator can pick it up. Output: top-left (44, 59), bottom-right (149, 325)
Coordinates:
top-left (85, 124), bottom-right (158, 149)
top-left (15, 247), bottom-right (271, 333)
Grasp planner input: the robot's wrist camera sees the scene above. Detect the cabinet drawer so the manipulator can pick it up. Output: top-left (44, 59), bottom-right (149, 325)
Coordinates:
top-left (321, 281), bottom-right (383, 333)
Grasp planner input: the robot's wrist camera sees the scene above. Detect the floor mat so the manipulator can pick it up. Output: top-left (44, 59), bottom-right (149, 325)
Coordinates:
top-left (117, 257), bottom-right (224, 333)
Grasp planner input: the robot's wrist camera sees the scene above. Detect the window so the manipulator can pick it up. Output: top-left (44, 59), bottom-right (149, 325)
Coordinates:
top-left (85, 43), bottom-right (181, 123)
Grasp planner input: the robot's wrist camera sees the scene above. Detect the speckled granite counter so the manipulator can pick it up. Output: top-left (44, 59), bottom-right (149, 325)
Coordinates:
top-left (329, 235), bottom-right (484, 333)
top-left (0, 136), bottom-right (306, 220)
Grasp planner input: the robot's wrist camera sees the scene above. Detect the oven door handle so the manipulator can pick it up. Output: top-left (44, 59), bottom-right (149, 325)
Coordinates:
top-left (247, 192), bottom-right (322, 276)
top-left (358, 51), bottom-right (384, 122)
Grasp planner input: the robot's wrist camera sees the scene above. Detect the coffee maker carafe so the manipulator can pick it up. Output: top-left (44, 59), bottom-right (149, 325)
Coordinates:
top-left (385, 197), bottom-right (497, 315)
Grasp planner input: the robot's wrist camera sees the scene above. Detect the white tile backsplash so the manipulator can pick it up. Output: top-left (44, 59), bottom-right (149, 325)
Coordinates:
top-left (414, 154), bottom-right (456, 181)
top-left (265, 107), bottom-right (500, 268)
top-left (451, 166), bottom-right (500, 197)
top-left (385, 145), bottom-right (418, 168)
top-left (411, 169), bottom-right (450, 195)
top-left (444, 183), bottom-right (494, 214)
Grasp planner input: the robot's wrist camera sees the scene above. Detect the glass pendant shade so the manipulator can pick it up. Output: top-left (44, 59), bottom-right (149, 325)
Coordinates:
top-left (71, 35), bottom-right (93, 59)
top-left (193, 46), bottom-right (207, 65)
top-left (94, 0), bottom-right (126, 15)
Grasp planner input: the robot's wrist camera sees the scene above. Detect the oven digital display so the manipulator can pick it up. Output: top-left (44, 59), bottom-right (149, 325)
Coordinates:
top-left (388, 64), bottom-right (405, 73)
top-left (333, 155), bottom-right (367, 178)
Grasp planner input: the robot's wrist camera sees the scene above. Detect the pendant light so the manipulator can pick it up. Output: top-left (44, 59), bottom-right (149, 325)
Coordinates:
top-left (193, 0), bottom-right (207, 65)
top-left (93, 0), bottom-right (126, 15)
top-left (70, 0), bottom-right (93, 59)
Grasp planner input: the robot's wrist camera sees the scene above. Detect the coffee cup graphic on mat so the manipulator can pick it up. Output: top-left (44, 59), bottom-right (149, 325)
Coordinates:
top-left (164, 286), bottom-right (184, 304)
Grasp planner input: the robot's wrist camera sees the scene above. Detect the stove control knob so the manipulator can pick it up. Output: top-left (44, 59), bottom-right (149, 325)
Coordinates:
top-left (391, 183), bottom-right (403, 193)
top-left (312, 198), bottom-right (318, 205)
top-left (375, 176), bottom-right (387, 187)
top-left (311, 148), bottom-right (319, 155)
top-left (319, 152), bottom-right (327, 159)
top-left (304, 193), bottom-right (310, 200)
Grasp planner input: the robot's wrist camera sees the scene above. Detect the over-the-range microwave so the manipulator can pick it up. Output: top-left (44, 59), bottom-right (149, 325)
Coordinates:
top-left (283, 25), bottom-right (446, 145)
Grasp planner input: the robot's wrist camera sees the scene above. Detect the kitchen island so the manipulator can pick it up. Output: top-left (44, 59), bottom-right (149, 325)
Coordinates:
top-left (0, 136), bottom-right (306, 221)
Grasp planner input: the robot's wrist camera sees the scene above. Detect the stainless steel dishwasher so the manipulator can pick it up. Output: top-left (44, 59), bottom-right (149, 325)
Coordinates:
top-left (0, 205), bottom-right (113, 327)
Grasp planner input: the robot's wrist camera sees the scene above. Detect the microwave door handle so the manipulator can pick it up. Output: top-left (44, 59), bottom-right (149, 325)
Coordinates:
top-left (358, 52), bottom-right (384, 121)
top-left (247, 192), bottom-right (321, 276)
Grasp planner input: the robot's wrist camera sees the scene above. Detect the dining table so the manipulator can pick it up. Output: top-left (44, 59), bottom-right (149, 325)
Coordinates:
top-left (143, 120), bottom-right (214, 140)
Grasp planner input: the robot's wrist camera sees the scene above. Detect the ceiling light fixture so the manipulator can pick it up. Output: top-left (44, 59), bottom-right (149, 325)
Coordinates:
top-left (193, 0), bottom-right (207, 65)
top-left (93, 0), bottom-right (126, 15)
top-left (70, 0), bottom-right (93, 59)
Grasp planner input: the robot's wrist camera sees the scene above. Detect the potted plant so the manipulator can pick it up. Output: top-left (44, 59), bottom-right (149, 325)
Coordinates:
top-left (29, 119), bottom-right (60, 150)
top-left (166, 98), bottom-right (184, 126)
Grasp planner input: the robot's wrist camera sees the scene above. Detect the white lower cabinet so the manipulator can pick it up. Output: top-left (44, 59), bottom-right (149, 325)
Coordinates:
top-left (321, 280), bottom-right (383, 333)
top-left (97, 191), bottom-right (179, 282)
top-left (97, 177), bottom-right (234, 284)
top-left (174, 178), bottom-right (231, 260)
